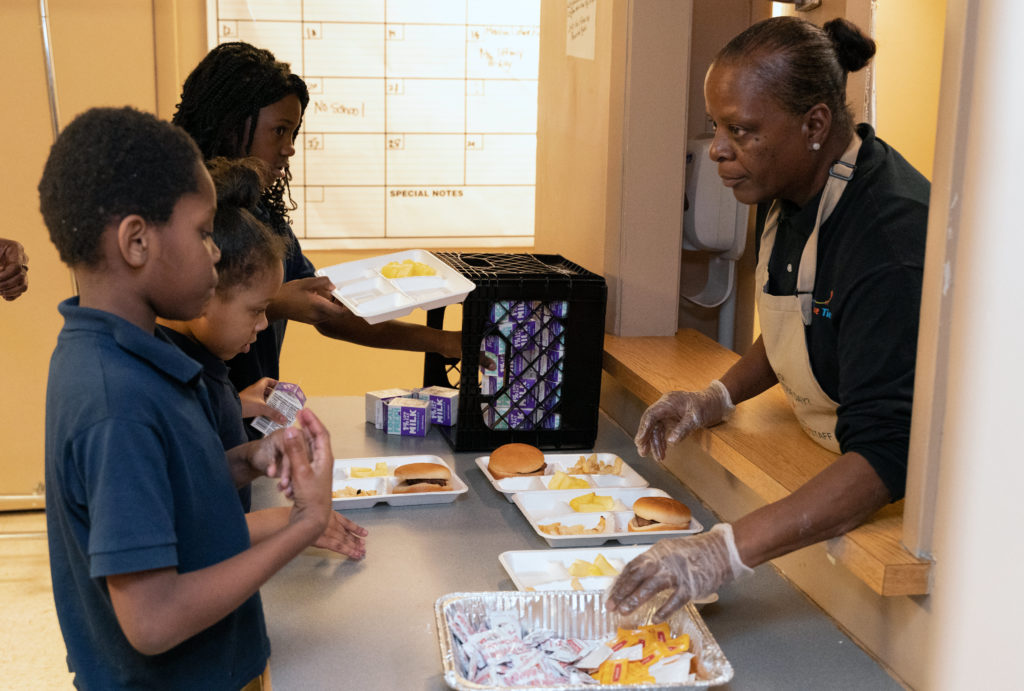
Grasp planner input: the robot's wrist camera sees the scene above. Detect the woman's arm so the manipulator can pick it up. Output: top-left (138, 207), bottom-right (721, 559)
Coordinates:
top-left (720, 335), bottom-right (779, 405)
top-left (607, 452), bottom-right (891, 619)
top-left (635, 336), bottom-right (780, 460)
top-left (732, 451), bottom-right (891, 567)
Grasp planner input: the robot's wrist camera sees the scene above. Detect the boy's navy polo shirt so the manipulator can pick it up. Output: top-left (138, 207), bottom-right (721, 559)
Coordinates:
top-left (158, 325), bottom-right (253, 511)
top-left (45, 298), bottom-right (269, 689)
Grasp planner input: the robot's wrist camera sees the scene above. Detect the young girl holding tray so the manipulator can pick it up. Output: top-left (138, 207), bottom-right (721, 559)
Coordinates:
top-left (173, 42), bottom-right (464, 421)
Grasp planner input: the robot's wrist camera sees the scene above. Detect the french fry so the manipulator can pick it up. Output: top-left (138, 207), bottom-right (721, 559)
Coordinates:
top-left (332, 486), bottom-right (379, 498)
top-left (566, 453), bottom-right (623, 475)
top-left (538, 515), bottom-right (608, 536)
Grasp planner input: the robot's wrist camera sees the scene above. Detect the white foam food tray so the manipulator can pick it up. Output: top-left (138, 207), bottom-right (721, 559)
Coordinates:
top-left (316, 249), bottom-right (475, 324)
top-left (499, 545), bottom-right (652, 592)
top-left (331, 455), bottom-right (468, 508)
top-left (513, 487), bottom-right (703, 547)
top-left (475, 452), bottom-right (649, 502)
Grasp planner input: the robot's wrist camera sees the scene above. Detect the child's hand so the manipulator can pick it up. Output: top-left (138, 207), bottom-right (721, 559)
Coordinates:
top-left (310, 511), bottom-right (368, 560)
top-left (238, 377), bottom-right (287, 423)
top-left (284, 409), bottom-right (334, 535)
top-left (269, 276), bottom-right (346, 325)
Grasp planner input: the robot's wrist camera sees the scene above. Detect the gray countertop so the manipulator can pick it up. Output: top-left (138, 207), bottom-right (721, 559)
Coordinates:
top-left (252, 396), bottom-right (899, 690)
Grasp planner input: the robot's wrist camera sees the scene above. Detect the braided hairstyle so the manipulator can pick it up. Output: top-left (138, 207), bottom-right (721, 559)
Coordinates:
top-left (205, 157), bottom-right (288, 295)
top-left (714, 16), bottom-right (876, 137)
top-left (172, 42), bottom-right (309, 237)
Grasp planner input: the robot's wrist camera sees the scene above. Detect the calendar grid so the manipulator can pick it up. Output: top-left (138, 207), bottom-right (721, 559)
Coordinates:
top-left (210, 0), bottom-right (541, 249)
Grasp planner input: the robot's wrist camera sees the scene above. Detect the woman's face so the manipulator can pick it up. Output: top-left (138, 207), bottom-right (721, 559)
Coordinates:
top-left (247, 93), bottom-right (302, 180)
top-left (704, 62), bottom-right (815, 206)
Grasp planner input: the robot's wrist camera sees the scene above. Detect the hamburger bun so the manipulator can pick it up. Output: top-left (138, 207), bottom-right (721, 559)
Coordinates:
top-left (488, 443), bottom-right (547, 480)
top-left (392, 462), bottom-right (452, 494)
top-left (628, 496), bottom-right (691, 532)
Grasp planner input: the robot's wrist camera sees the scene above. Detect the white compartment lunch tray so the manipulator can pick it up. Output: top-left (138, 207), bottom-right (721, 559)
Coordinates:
top-left (513, 487), bottom-right (703, 547)
top-left (331, 455), bottom-right (467, 508)
top-left (316, 249), bottom-right (475, 324)
top-left (475, 452), bottom-right (649, 502)
top-left (499, 545), bottom-right (653, 592)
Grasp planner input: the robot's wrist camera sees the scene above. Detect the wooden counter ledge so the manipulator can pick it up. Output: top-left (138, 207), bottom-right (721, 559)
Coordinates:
top-left (602, 328), bottom-right (932, 597)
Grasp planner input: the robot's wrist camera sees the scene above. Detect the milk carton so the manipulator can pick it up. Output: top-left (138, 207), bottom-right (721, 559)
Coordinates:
top-left (365, 387), bottom-right (414, 429)
top-left (251, 382), bottom-right (307, 436)
top-left (385, 397), bottom-right (430, 436)
top-left (415, 385), bottom-right (459, 426)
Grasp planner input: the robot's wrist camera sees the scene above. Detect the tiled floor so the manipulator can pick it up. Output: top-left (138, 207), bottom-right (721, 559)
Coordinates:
top-left (0, 511), bottom-right (74, 688)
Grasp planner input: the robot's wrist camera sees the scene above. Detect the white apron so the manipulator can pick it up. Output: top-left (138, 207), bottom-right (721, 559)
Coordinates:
top-left (755, 135), bottom-right (862, 453)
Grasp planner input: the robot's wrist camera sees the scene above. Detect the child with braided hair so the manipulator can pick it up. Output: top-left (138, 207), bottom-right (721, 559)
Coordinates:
top-left (173, 42), bottom-right (464, 421)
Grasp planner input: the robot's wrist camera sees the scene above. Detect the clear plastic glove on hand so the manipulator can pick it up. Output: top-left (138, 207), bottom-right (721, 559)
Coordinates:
top-left (605, 523), bottom-right (752, 622)
top-left (634, 380), bottom-right (734, 461)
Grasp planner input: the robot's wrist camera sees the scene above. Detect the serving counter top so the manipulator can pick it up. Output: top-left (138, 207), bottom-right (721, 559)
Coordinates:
top-left (252, 396), bottom-right (899, 690)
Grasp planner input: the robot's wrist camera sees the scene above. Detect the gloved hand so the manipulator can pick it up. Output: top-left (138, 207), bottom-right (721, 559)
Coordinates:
top-left (634, 380), bottom-right (734, 461)
top-left (605, 523), bottom-right (753, 622)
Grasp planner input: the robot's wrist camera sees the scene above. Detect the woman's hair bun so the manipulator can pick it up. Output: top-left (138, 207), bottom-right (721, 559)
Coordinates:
top-left (205, 156), bottom-right (270, 211)
top-left (824, 17), bottom-right (876, 74)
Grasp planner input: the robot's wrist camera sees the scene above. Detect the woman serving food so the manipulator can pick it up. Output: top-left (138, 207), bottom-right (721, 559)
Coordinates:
top-left (607, 16), bottom-right (929, 620)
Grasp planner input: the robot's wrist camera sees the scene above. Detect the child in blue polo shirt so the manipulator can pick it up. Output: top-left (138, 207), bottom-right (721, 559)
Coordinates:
top-left (39, 106), bottom-right (340, 690)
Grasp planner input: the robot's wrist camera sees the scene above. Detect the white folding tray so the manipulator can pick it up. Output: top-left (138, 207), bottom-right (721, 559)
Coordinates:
top-left (513, 487), bottom-right (703, 547)
top-left (475, 452), bottom-right (649, 503)
top-left (499, 545), bottom-right (653, 592)
top-left (316, 249), bottom-right (475, 324)
top-left (331, 455), bottom-right (467, 509)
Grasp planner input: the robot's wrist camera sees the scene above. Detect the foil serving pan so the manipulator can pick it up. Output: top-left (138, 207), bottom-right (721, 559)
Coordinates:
top-left (435, 590), bottom-right (733, 690)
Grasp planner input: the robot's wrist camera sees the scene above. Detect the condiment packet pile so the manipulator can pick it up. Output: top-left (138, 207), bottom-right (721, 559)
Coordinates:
top-left (592, 623), bottom-right (696, 685)
top-left (449, 609), bottom-right (697, 686)
top-left (449, 608), bottom-right (602, 686)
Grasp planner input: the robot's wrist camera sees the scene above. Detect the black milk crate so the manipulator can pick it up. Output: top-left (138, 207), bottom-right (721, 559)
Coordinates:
top-left (423, 252), bottom-right (607, 452)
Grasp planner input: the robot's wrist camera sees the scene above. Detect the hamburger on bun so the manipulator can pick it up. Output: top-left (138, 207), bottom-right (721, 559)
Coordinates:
top-left (488, 443), bottom-right (547, 480)
top-left (392, 462), bottom-right (452, 493)
top-left (628, 496), bottom-right (691, 532)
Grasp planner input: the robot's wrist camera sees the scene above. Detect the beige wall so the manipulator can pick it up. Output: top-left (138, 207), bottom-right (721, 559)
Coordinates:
top-left (533, 0), bottom-right (624, 277)
top-left (874, 0), bottom-right (944, 178)
top-left (2, 0), bottom-right (165, 507)
top-left (535, 0), bottom-right (694, 338)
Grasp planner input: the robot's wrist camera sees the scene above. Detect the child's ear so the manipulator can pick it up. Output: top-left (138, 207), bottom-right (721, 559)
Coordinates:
top-left (116, 215), bottom-right (151, 268)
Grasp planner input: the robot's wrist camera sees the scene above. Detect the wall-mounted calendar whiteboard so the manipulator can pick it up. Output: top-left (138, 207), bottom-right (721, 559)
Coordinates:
top-left (207, 1), bottom-right (541, 250)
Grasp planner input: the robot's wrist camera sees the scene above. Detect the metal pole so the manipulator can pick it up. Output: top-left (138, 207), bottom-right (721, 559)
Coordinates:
top-left (37, 0), bottom-right (78, 301)
top-left (40, 0), bottom-right (60, 141)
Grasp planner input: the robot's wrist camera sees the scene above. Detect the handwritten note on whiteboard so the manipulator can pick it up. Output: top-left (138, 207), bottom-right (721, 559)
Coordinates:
top-left (207, 1), bottom-right (541, 250)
